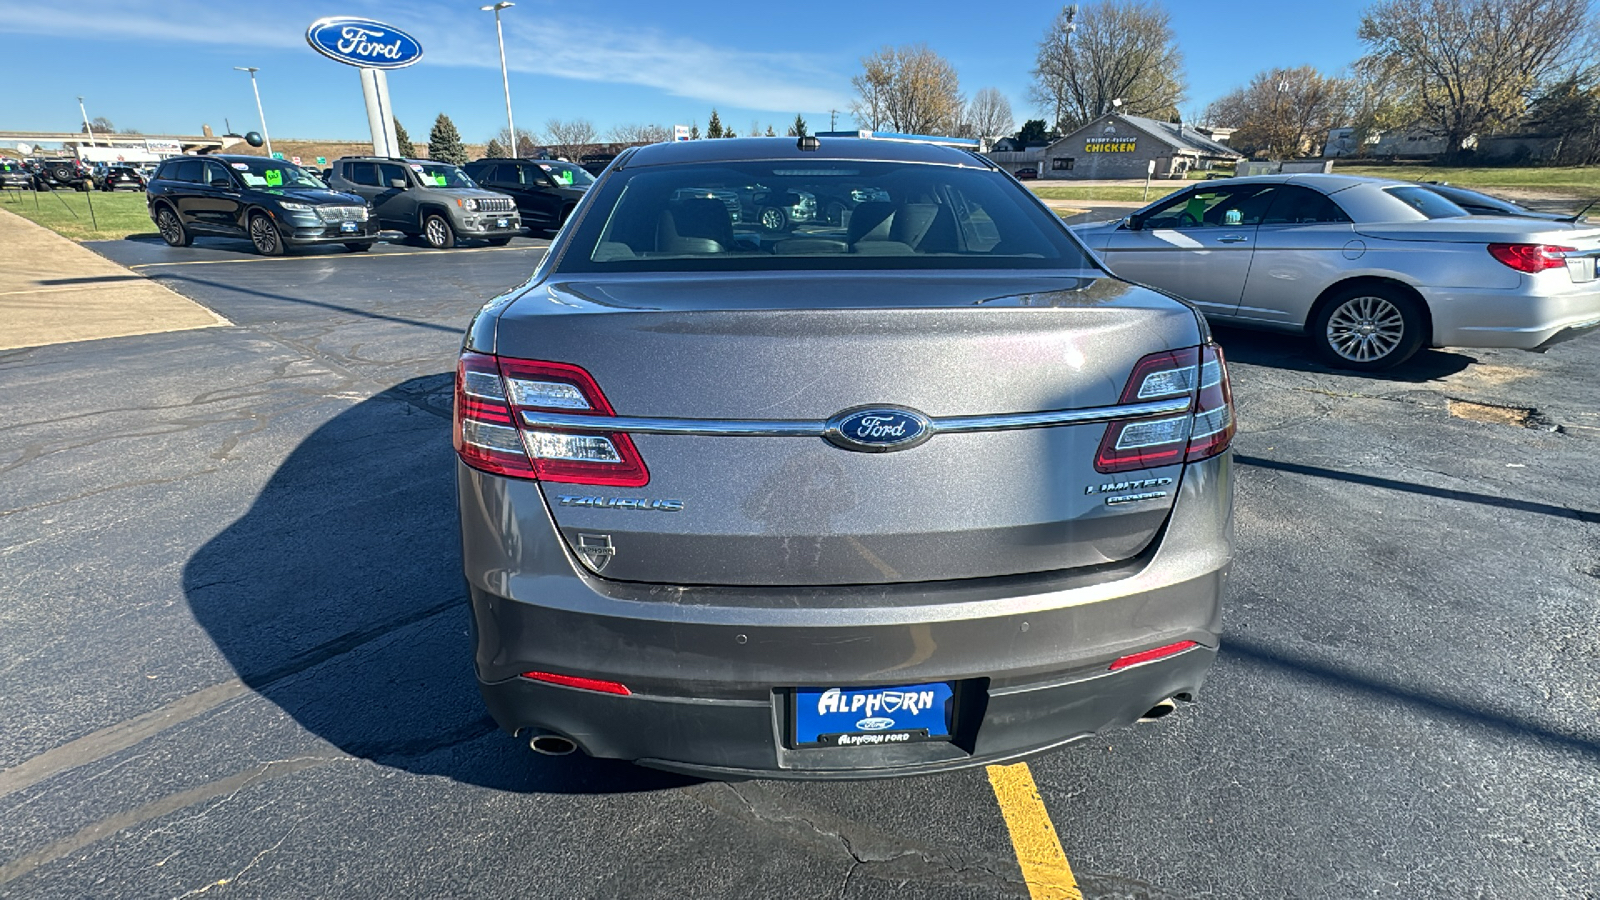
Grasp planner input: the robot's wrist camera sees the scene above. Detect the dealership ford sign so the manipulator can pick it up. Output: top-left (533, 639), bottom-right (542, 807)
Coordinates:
top-left (305, 17), bottom-right (423, 69)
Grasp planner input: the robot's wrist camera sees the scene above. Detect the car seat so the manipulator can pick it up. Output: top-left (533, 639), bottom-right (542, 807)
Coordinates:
top-left (656, 198), bottom-right (734, 253)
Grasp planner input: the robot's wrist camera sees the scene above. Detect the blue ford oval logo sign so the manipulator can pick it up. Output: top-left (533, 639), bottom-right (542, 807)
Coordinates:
top-left (306, 17), bottom-right (424, 69)
top-left (825, 407), bottom-right (932, 453)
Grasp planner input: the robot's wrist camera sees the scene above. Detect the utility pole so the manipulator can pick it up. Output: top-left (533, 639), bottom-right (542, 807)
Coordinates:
top-left (234, 67), bottom-right (273, 157)
top-left (829, 109), bottom-right (837, 131)
top-left (483, 3), bottom-right (517, 155)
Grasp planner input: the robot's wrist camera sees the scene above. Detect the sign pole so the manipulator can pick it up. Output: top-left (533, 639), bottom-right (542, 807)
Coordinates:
top-left (1144, 159), bottom-right (1155, 201)
top-left (360, 68), bottom-right (399, 157)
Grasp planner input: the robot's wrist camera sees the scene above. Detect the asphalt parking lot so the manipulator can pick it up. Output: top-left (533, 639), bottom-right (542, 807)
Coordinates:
top-left (2, 231), bottom-right (1598, 899)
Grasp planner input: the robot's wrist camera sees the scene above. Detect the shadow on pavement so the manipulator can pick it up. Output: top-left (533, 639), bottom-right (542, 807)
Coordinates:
top-left (1210, 323), bottom-right (1475, 382)
top-left (181, 374), bottom-right (698, 794)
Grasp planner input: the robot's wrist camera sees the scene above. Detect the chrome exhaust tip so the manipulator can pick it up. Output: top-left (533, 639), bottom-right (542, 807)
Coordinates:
top-left (528, 732), bottom-right (578, 756)
top-left (1137, 698), bottom-right (1177, 723)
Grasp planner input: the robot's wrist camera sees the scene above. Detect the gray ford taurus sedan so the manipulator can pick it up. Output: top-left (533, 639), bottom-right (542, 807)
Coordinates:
top-left (455, 137), bottom-right (1235, 779)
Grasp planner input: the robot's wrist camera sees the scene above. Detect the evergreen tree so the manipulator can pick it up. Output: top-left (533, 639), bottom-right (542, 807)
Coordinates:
top-left (394, 118), bottom-right (417, 157)
top-left (689, 122), bottom-right (701, 140)
top-left (485, 137), bottom-right (507, 158)
top-left (765, 124), bottom-right (776, 136)
top-left (788, 114), bottom-right (808, 137)
top-left (427, 113), bottom-right (468, 165)
top-left (707, 109), bottom-right (724, 139)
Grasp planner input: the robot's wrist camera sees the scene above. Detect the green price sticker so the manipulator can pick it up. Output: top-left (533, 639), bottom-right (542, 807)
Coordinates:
top-left (264, 169), bottom-right (283, 187)
top-left (432, 173), bottom-right (447, 186)
top-left (317, 157), bottom-right (327, 165)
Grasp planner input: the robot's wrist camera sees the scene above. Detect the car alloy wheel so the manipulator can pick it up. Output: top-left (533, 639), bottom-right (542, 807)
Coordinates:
top-left (249, 213), bottom-right (283, 256)
top-left (1325, 295), bottom-right (1405, 363)
top-left (759, 206), bottom-right (786, 232)
top-left (156, 207), bottom-right (190, 247)
top-left (424, 213), bottom-right (455, 249)
top-left (1311, 285), bottom-right (1425, 371)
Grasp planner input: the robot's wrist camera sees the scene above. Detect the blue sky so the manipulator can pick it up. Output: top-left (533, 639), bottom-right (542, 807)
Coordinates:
top-left (0, 0), bottom-right (1368, 145)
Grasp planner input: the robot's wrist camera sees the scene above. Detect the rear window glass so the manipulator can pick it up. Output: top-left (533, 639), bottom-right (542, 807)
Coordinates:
top-left (1385, 186), bottom-right (1468, 219)
top-left (557, 159), bottom-right (1093, 273)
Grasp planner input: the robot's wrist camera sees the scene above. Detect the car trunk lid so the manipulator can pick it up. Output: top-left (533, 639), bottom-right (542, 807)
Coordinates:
top-left (489, 272), bottom-right (1206, 586)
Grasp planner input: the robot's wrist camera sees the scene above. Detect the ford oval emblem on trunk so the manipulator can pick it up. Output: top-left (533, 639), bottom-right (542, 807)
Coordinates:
top-left (825, 406), bottom-right (933, 453)
top-left (305, 17), bottom-right (424, 69)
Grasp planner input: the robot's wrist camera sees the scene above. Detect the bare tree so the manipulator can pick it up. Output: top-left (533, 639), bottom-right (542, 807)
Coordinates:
top-left (544, 118), bottom-right (597, 161)
top-left (1030, 0), bottom-right (1186, 132)
top-left (850, 44), bottom-right (964, 134)
top-left (1205, 66), bottom-right (1354, 158)
top-left (965, 87), bottom-right (1015, 138)
top-left (1358, 0), bottom-right (1598, 156)
top-left (607, 123), bottom-right (672, 144)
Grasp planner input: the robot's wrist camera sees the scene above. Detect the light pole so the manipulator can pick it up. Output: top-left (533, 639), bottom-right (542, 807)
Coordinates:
top-left (234, 66), bottom-right (273, 157)
top-left (482, 2), bottom-right (517, 156)
top-left (77, 96), bottom-right (97, 147)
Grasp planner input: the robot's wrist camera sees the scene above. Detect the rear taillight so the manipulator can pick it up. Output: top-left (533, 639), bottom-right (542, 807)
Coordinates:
top-left (1487, 243), bottom-right (1575, 273)
top-left (1095, 343), bottom-right (1234, 474)
top-left (453, 352), bottom-right (649, 486)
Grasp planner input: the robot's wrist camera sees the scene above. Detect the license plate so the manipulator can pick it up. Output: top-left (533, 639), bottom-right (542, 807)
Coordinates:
top-left (1568, 256), bottom-right (1596, 283)
top-left (497, 217), bottom-right (509, 229)
top-left (791, 682), bottom-right (955, 748)
top-left (340, 221), bottom-right (358, 233)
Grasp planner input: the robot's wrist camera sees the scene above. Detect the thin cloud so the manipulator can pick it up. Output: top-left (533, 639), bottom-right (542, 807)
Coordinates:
top-left (0, 0), bottom-right (854, 116)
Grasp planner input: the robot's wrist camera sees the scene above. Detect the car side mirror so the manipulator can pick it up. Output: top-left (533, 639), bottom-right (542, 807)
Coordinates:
top-left (1125, 215), bottom-right (1144, 232)
top-left (210, 177), bottom-right (234, 190)
top-left (388, 178), bottom-right (407, 189)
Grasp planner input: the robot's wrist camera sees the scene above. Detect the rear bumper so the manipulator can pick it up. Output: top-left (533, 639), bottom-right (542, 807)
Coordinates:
top-left (1424, 281), bottom-right (1600, 350)
top-left (460, 453), bottom-right (1232, 779)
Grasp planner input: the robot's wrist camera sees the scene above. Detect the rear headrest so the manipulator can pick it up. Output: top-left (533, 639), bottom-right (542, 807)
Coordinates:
top-left (656, 198), bottom-right (733, 253)
top-left (846, 201), bottom-right (895, 244)
top-left (889, 203), bottom-right (958, 253)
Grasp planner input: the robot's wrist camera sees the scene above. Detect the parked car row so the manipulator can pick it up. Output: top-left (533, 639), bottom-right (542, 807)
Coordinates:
top-left (143, 152), bottom-right (605, 255)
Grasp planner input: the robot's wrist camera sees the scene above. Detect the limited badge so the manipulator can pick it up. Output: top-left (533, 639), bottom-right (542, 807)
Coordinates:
top-left (576, 533), bottom-right (615, 572)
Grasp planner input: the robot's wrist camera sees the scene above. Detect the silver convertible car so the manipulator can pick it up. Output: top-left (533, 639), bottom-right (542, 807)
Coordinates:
top-left (455, 137), bottom-right (1235, 779)
top-left (1073, 174), bottom-right (1600, 369)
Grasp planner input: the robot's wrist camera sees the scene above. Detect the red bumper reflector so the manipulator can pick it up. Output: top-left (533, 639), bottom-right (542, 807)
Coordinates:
top-left (520, 670), bottom-right (632, 695)
top-left (1109, 640), bottom-right (1199, 672)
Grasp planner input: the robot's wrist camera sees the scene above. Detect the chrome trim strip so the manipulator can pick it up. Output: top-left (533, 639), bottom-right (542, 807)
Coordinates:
top-left (519, 397), bottom-right (1193, 437)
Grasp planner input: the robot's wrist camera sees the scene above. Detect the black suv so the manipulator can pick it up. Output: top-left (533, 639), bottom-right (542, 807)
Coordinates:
top-left (97, 164), bottom-right (148, 192)
top-left (461, 158), bottom-right (592, 231)
top-left (35, 157), bottom-right (96, 191)
top-left (147, 155), bottom-right (378, 255)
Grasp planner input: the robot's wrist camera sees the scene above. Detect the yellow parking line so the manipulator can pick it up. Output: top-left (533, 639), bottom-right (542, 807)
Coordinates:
top-left (987, 762), bottom-right (1082, 900)
top-left (126, 244), bottom-right (543, 269)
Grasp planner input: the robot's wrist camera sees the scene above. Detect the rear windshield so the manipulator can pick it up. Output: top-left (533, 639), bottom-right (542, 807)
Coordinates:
top-left (555, 159), bottom-right (1095, 273)
top-left (1385, 186), bottom-right (1468, 219)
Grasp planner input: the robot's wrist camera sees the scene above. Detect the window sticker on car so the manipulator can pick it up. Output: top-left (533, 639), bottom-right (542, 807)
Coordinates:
top-left (410, 164), bottom-right (424, 171)
top-left (264, 169), bottom-right (284, 187)
top-left (231, 163), bottom-right (249, 170)
top-left (431, 173), bottom-right (447, 186)
top-left (555, 170), bottom-right (574, 185)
